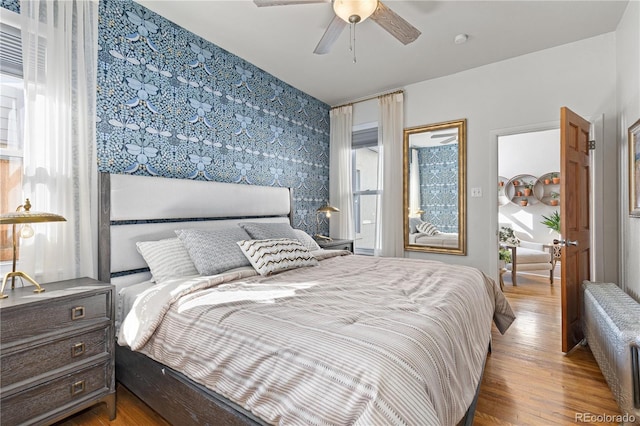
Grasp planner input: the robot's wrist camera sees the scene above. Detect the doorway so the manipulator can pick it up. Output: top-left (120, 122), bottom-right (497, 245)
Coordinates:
top-left (498, 128), bottom-right (562, 283)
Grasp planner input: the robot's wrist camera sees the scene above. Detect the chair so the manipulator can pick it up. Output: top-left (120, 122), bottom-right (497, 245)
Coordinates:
top-left (502, 240), bottom-right (554, 286)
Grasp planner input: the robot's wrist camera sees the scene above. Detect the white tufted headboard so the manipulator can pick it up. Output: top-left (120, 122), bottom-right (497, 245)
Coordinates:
top-left (98, 173), bottom-right (293, 285)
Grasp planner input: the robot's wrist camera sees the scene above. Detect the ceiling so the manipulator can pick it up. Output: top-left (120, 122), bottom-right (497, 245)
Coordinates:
top-left (136, 0), bottom-right (629, 107)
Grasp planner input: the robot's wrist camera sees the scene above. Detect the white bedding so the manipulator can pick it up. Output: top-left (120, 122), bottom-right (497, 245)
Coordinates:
top-left (119, 252), bottom-right (514, 425)
top-left (411, 232), bottom-right (459, 247)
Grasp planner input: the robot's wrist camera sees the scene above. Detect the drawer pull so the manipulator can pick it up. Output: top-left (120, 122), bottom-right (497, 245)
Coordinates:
top-left (70, 380), bottom-right (85, 395)
top-left (71, 342), bottom-right (86, 357)
top-left (71, 306), bottom-right (85, 320)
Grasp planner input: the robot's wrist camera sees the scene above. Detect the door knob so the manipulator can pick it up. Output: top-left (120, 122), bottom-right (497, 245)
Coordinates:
top-left (553, 239), bottom-right (578, 247)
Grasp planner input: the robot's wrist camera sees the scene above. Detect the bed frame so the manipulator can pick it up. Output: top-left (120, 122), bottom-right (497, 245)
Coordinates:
top-left (98, 172), bottom-right (484, 426)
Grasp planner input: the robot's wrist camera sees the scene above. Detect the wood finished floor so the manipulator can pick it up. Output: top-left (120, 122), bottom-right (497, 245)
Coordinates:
top-left (57, 273), bottom-right (619, 426)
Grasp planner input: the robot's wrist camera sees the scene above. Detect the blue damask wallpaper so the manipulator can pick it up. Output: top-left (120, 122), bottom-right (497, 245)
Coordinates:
top-left (1, 0), bottom-right (331, 234)
top-left (418, 146), bottom-right (458, 233)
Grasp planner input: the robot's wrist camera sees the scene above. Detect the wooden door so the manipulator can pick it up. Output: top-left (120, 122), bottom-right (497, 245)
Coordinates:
top-left (560, 107), bottom-right (591, 353)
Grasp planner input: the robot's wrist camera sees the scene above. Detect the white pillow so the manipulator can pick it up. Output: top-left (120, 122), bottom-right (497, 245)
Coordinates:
top-left (136, 238), bottom-right (199, 283)
top-left (237, 238), bottom-right (318, 276)
top-left (293, 229), bottom-right (321, 251)
top-left (416, 222), bottom-right (439, 236)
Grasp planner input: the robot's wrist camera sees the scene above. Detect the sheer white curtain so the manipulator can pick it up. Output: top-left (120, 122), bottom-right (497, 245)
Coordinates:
top-left (409, 149), bottom-right (421, 216)
top-left (375, 92), bottom-right (404, 257)
top-left (329, 105), bottom-right (354, 240)
top-left (20, 0), bottom-right (99, 283)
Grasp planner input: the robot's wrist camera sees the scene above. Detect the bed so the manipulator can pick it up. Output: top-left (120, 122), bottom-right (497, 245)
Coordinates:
top-left (410, 232), bottom-right (459, 248)
top-left (99, 173), bottom-right (515, 426)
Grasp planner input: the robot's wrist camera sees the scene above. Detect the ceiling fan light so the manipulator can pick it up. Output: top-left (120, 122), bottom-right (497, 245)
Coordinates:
top-left (333, 0), bottom-right (378, 24)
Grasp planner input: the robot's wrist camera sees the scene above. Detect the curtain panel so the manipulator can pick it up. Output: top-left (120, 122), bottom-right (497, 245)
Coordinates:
top-left (20, 0), bottom-right (99, 282)
top-left (376, 92), bottom-right (404, 257)
top-left (328, 105), bottom-right (354, 240)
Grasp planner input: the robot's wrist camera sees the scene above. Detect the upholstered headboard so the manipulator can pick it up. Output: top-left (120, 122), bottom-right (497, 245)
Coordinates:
top-left (98, 173), bottom-right (293, 285)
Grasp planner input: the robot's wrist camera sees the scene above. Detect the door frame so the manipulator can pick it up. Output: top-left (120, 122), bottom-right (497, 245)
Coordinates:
top-left (490, 117), bottom-right (604, 284)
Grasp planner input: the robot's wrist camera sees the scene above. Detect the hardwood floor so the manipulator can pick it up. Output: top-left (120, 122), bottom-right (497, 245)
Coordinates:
top-left (57, 273), bottom-right (619, 426)
top-left (474, 272), bottom-right (620, 426)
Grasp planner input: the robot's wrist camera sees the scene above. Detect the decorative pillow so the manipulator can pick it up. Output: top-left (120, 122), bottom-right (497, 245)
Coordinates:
top-left (293, 229), bottom-right (321, 251)
top-left (239, 222), bottom-right (299, 241)
top-left (136, 238), bottom-right (199, 283)
top-left (237, 238), bottom-right (318, 276)
top-left (416, 221), bottom-right (439, 236)
top-left (176, 227), bottom-right (252, 275)
top-left (409, 217), bottom-right (423, 234)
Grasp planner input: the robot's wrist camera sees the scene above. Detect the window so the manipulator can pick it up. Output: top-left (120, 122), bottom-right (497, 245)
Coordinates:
top-left (0, 19), bottom-right (25, 262)
top-left (352, 127), bottom-right (379, 255)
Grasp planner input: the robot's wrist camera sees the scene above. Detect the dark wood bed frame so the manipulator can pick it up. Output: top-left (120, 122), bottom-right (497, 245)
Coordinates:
top-left (98, 172), bottom-right (486, 426)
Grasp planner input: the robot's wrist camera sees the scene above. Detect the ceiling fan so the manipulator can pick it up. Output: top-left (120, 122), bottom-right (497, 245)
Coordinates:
top-left (253, 0), bottom-right (421, 56)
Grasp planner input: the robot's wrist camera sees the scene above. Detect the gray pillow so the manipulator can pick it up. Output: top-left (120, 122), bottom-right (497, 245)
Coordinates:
top-left (175, 227), bottom-right (252, 275)
top-left (239, 222), bottom-right (299, 241)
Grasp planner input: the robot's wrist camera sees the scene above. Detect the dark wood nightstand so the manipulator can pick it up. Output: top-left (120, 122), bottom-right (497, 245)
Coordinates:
top-left (316, 238), bottom-right (354, 253)
top-left (0, 277), bottom-right (116, 425)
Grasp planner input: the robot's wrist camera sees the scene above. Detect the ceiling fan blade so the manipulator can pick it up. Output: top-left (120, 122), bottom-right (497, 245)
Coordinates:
top-left (371, 1), bottom-right (421, 45)
top-left (431, 133), bottom-right (457, 139)
top-left (439, 136), bottom-right (457, 145)
top-left (313, 15), bottom-right (347, 55)
top-left (254, 0), bottom-right (328, 7)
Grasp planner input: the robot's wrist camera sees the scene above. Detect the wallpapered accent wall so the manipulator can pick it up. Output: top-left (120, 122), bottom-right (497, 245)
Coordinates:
top-left (0, 0), bottom-right (331, 235)
top-left (417, 146), bottom-right (458, 233)
top-left (0, 0), bottom-right (17, 13)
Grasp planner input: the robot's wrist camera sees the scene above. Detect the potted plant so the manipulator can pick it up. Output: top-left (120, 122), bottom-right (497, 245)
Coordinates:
top-left (499, 247), bottom-right (512, 269)
top-left (551, 172), bottom-right (560, 184)
top-left (549, 191), bottom-right (559, 206)
top-left (544, 177), bottom-right (551, 185)
top-left (516, 190), bottom-right (523, 197)
top-left (512, 180), bottom-right (520, 186)
top-left (541, 210), bottom-right (561, 235)
top-left (520, 197), bottom-right (528, 206)
top-left (524, 181), bottom-right (534, 196)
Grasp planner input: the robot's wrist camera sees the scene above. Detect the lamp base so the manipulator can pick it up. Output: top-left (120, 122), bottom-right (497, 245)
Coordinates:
top-left (0, 271), bottom-right (45, 299)
top-left (314, 234), bottom-right (333, 242)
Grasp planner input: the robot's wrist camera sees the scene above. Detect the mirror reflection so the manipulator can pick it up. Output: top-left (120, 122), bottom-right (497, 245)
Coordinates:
top-left (403, 119), bottom-right (466, 255)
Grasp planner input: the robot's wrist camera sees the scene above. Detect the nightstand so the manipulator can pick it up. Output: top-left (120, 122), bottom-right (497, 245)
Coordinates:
top-left (316, 238), bottom-right (354, 253)
top-left (0, 278), bottom-right (115, 425)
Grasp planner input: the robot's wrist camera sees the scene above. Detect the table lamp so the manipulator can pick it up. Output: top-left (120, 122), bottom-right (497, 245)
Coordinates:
top-left (0, 198), bottom-right (66, 298)
top-left (315, 203), bottom-right (339, 241)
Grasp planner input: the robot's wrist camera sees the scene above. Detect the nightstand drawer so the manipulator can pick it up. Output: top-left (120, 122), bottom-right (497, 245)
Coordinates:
top-left (1, 293), bottom-right (109, 345)
top-left (0, 361), bottom-right (110, 426)
top-left (1, 327), bottom-right (110, 388)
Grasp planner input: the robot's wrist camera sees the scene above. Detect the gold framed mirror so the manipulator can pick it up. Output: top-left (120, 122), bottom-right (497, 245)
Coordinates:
top-left (403, 119), bottom-right (466, 255)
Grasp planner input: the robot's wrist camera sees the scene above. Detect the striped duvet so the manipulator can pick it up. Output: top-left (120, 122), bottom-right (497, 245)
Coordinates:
top-left (119, 252), bottom-right (515, 425)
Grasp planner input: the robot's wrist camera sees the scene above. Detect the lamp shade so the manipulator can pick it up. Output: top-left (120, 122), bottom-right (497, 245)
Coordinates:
top-left (333, 0), bottom-right (378, 23)
top-left (0, 199), bottom-right (66, 225)
top-left (316, 204), bottom-right (340, 214)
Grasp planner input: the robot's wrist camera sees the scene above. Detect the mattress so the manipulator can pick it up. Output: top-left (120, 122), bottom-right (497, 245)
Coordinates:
top-left (412, 232), bottom-right (459, 247)
top-left (119, 252), bottom-right (514, 425)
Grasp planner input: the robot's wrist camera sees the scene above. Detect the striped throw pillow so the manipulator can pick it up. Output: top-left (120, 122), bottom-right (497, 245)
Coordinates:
top-left (136, 238), bottom-right (199, 283)
top-left (237, 238), bottom-right (318, 276)
top-left (416, 221), bottom-right (439, 236)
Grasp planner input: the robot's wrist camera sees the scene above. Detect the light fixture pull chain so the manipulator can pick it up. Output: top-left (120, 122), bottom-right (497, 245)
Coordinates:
top-left (351, 22), bottom-right (357, 63)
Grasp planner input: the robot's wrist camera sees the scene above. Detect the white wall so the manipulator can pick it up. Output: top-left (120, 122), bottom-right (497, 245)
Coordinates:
top-left (402, 33), bottom-right (618, 282)
top-left (499, 129), bottom-right (561, 243)
top-left (617, 0), bottom-right (640, 300)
